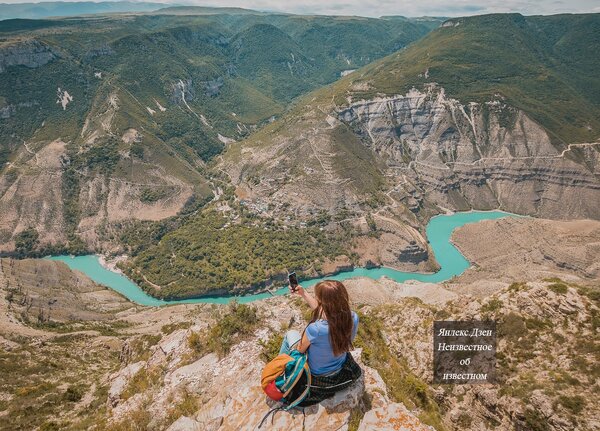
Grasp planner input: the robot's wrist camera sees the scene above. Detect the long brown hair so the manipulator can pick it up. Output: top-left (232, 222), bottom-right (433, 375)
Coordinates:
top-left (310, 280), bottom-right (353, 356)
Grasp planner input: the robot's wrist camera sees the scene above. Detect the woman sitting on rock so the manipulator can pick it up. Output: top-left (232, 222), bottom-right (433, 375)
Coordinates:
top-left (279, 279), bottom-right (362, 404)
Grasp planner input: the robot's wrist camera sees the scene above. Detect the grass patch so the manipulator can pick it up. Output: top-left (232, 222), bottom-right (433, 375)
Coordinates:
top-left (161, 321), bottom-right (193, 335)
top-left (481, 298), bottom-right (503, 314)
top-left (129, 334), bottom-right (162, 362)
top-left (557, 395), bottom-right (586, 414)
top-left (121, 367), bottom-right (162, 401)
top-left (259, 331), bottom-right (284, 362)
top-left (508, 281), bottom-right (528, 292)
top-left (187, 302), bottom-right (260, 358)
top-left (547, 282), bottom-right (568, 294)
top-left (577, 285), bottom-right (600, 305)
top-left (164, 389), bottom-right (200, 426)
top-left (355, 311), bottom-right (446, 431)
top-left (108, 405), bottom-right (152, 431)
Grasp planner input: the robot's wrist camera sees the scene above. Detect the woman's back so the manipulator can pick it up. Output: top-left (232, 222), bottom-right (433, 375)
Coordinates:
top-left (305, 311), bottom-right (359, 375)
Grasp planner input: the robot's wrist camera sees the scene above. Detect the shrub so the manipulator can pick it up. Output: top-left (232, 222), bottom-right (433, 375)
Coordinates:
top-left (499, 312), bottom-right (526, 341)
top-left (187, 331), bottom-right (203, 353)
top-left (164, 389), bottom-right (200, 425)
top-left (63, 385), bottom-right (85, 402)
top-left (365, 213), bottom-right (377, 232)
top-left (259, 332), bottom-right (284, 362)
top-left (525, 318), bottom-right (551, 331)
top-left (140, 188), bottom-right (167, 203)
top-left (15, 227), bottom-right (39, 256)
top-left (522, 408), bottom-right (550, 431)
top-left (206, 303), bottom-right (259, 356)
top-left (110, 406), bottom-right (152, 431)
top-left (577, 286), bottom-right (600, 305)
top-left (548, 282), bottom-right (568, 294)
top-left (456, 412), bottom-right (472, 427)
top-left (81, 137), bottom-right (120, 174)
top-left (481, 298), bottom-right (503, 313)
top-left (129, 334), bottom-right (162, 362)
top-left (508, 282), bottom-right (528, 292)
top-left (188, 303), bottom-right (260, 358)
top-left (558, 395), bottom-right (585, 414)
top-left (121, 367), bottom-right (161, 400)
top-left (130, 142), bottom-right (144, 159)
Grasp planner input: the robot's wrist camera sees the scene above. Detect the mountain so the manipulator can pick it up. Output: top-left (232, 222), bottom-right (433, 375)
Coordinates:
top-left (112, 13), bottom-right (600, 300)
top-left (0, 1), bottom-right (170, 20)
top-left (221, 13), bottom-right (600, 224)
top-left (0, 11), bottom-right (441, 255)
top-left (3, 11), bottom-right (600, 301)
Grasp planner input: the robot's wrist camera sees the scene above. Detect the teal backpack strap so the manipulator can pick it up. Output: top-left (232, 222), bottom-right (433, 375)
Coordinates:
top-left (280, 353), bottom-right (307, 395)
top-left (284, 361), bottom-right (311, 410)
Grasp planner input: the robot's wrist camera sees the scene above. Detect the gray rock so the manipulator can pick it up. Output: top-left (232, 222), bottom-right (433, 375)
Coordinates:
top-left (0, 39), bottom-right (57, 73)
top-left (203, 77), bottom-right (224, 97)
top-left (166, 416), bottom-right (203, 431)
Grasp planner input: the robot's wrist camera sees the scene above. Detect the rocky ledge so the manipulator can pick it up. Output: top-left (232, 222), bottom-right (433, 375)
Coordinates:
top-left (108, 323), bottom-right (431, 431)
top-left (0, 39), bottom-right (57, 73)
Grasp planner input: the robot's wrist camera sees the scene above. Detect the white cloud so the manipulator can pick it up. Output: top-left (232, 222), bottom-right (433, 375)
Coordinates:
top-left (1, 0), bottom-right (597, 17)
top-left (173, 0), bottom-right (599, 17)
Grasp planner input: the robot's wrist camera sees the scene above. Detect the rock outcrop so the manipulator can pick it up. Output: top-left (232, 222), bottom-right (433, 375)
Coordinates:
top-left (0, 39), bottom-right (57, 73)
top-left (170, 79), bottom-right (195, 105)
top-left (337, 86), bottom-right (600, 219)
top-left (108, 329), bottom-right (430, 431)
top-left (223, 85), bottom-right (600, 231)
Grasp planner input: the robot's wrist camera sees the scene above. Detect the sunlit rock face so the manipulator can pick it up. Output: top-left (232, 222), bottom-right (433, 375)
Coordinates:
top-left (338, 86), bottom-right (600, 219)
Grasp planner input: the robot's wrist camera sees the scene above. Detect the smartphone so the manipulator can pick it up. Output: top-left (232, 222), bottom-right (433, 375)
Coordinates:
top-left (288, 272), bottom-right (299, 291)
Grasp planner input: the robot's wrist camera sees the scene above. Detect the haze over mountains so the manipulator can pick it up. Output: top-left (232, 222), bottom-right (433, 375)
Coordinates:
top-left (0, 1), bottom-right (171, 20)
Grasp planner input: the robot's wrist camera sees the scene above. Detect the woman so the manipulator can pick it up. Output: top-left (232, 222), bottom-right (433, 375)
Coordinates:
top-left (280, 279), bottom-right (359, 376)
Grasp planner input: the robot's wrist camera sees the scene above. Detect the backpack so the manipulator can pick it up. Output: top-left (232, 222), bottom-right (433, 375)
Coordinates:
top-left (287, 351), bottom-right (362, 407)
top-left (259, 351), bottom-right (363, 428)
top-left (260, 350), bottom-right (312, 409)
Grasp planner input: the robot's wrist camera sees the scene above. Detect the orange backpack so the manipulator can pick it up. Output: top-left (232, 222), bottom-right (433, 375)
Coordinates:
top-left (260, 350), bottom-right (311, 406)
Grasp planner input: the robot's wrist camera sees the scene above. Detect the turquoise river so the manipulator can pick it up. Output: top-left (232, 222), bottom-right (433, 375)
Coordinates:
top-left (48, 210), bottom-right (514, 306)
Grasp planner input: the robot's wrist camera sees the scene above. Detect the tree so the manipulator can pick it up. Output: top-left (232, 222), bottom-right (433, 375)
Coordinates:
top-left (14, 227), bottom-right (39, 256)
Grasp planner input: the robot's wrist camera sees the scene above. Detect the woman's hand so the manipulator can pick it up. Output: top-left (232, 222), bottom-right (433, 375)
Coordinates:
top-left (289, 284), bottom-right (305, 297)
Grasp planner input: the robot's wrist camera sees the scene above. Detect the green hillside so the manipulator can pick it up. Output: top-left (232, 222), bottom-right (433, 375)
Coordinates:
top-left (0, 11), bottom-right (440, 253)
top-left (340, 13), bottom-right (600, 145)
top-left (0, 12), bottom-right (440, 167)
top-left (121, 13), bottom-right (600, 299)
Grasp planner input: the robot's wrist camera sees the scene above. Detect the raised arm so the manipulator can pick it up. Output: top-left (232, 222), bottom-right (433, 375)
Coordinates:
top-left (290, 284), bottom-right (319, 310)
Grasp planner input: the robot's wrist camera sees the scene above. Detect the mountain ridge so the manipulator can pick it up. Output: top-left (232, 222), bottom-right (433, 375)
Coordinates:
top-left (0, 11), bottom-right (440, 254)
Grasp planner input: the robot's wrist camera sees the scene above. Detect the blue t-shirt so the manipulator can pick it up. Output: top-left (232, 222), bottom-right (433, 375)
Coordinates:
top-left (305, 311), bottom-right (359, 376)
